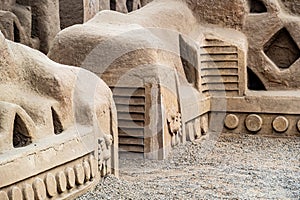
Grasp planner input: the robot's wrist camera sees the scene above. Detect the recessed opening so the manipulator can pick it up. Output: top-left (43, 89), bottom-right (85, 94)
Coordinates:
top-left (247, 67), bottom-right (266, 90)
top-left (59, 0), bottom-right (84, 29)
top-left (31, 9), bottom-right (38, 38)
top-left (249, 0), bottom-right (267, 13)
top-left (51, 107), bottom-right (63, 135)
top-left (179, 35), bottom-right (198, 87)
top-left (181, 58), bottom-right (197, 85)
top-left (126, 0), bottom-right (134, 12)
top-left (13, 22), bottom-right (20, 42)
top-left (110, 0), bottom-right (116, 11)
top-left (13, 114), bottom-right (32, 148)
top-left (16, 0), bottom-right (38, 38)
top-left (264, 28), bottom-right (300, 69)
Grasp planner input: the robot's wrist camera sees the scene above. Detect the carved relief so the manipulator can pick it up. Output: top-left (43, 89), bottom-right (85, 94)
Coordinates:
top-left (167, 110), bottom-right (182, 147)
top-left (98, 134), bottom-right (113, 176)
top-left (0, 31), bottom-right (118, 199)
top-left (48, 0), bottom-right (300, 161)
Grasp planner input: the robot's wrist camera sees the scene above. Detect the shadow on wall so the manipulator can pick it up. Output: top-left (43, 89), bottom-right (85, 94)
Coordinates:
top-left (60, 0), bottom-right (150, 30)
top-left (0, 0), bottom-right (152, 52)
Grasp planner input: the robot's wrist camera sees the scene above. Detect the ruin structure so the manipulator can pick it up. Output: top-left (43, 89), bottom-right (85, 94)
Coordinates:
top-left (0, 0), bottom-right (150, 199)
top-left (0, 31), bottom-right (118, 199)
top-left (0, 0), bottom-right (299, 198)
top-left (0, 0), bottom-right (60, 53)
top-left (0, 0), bottom-right (149, 53)
top-left (48, 0), bottom-right (300, 159)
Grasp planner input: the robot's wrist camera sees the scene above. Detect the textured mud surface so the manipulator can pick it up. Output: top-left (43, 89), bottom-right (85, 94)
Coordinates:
top-left (77, 134), bottom-right (300, 199)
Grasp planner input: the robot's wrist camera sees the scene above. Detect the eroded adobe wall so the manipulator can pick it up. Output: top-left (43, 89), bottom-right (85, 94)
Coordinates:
top-left (280, 0), bottom-right (300, 16)
top-left (0, 30), bottom-right (118, 198)
top-left (0, 0), bottom-right (16, 11)
top-left (49, 0), bottom-right (300, 142)
top-left (0, 0), bottom-right (61, 53)
top-left (141, 0), bottom-right (152, 6)
top-left (180, 0), bottom-right (300, 90)
top-left (60, 0), bottom-right (101, 30)
top-left (0, 0), bottom-right (151, 52)
top-left (185, 0), bottom-right (248, 30)
top-left (59, 0), bottom-right (84, 29)
top-left (243, 0), bottom-right (300, 90)
top-left (17, 0), bottom-right (60, 53)
top-left (0, 0), bottom-right (34, 47)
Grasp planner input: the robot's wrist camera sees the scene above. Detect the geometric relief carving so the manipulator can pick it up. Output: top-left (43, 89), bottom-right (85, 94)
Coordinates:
top-left (264, 28), bottom-right (300, 69)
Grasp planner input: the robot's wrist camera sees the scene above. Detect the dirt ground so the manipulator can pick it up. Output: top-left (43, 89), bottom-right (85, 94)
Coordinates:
top-left (77, 133), bottom-right (300, 199)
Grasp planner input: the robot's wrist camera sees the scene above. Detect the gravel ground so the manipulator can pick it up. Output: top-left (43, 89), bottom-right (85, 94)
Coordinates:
top-left (77, 133), bottom-right (300, 199)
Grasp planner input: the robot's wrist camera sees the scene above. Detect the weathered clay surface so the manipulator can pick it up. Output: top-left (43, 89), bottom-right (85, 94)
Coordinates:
top-left (60, 0), bottom-right (100, 30)
top-left (48, 0), bottom-right (300, 161)
top-left (48, 0), bottom-right (248, 160)
top-left (0, 0), bottom-right (37, 49)
top-left (0, 0), bottom-right (60, 53)
top-left (280, 0), bottom-right (300, 16)
top-left (0, 31), bottom-right (118, 199)
top-left (243, 0), bottom-right (300, 90)
top-left (59, 0), bottom-right (85, 29)
top-left (0, 0), bottom-right (299, 199)
top-left (0, 0), bottom-right (150, 52)
top-left (186, 0), bottom-right (248, 30)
